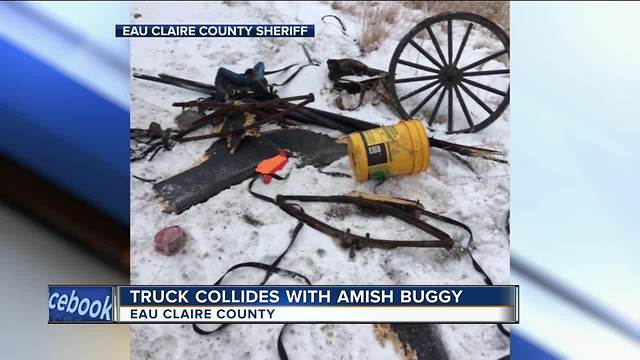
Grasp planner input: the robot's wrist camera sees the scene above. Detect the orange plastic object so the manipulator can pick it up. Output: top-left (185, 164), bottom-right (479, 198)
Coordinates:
top-left (256, 151), bottom-right (288, 183)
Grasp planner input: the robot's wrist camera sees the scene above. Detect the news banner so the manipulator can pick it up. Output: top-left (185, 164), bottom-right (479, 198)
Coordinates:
top-left (49, 285), bottom-right (518, 324)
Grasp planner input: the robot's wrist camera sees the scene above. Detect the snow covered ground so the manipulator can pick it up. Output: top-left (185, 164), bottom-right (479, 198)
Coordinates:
top-left (130, 2), bottom-right (510, 359)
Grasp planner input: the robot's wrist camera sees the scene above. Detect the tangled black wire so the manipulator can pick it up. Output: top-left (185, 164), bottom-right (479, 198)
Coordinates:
top-left (130, 122), bottom-right (176, 162)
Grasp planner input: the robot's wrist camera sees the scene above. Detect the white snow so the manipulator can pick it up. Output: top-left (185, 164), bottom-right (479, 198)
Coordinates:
top-left (130, 2), bottom-right (510, 359)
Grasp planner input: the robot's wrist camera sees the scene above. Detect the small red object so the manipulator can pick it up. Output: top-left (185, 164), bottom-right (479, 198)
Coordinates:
top-left (154, 225), bottom-right (186, 256)
top-left (256, 150), bottom-right (288, 184)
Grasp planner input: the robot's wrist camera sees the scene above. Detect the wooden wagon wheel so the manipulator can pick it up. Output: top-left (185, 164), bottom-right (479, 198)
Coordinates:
top-left (388, 12), bottom-right (510, 133)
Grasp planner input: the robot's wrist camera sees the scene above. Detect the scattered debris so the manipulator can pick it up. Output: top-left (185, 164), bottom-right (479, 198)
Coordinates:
top-left (172, 93), bottom-right (315, 150)
top-left (342, 119), bottom-right (429, 181)
top-left (328, 58), bottom-right (387, 92)
top-left (153, 129), bottom-right (347, 214)
top-left (327, 58), bottom-right (390, 110)
top-left (132, 174), bottom-right (158, 183)
top-left (154, 225), bottom-right (186, 256)
top-left (375, 323), bottom-right (451, 360)
top-left (321, 14), bottom-right (348, 36)
top-left (392, 324), bottom-right (450, 360)
top-left (131, 5), bottom-right (511, 360)
top-left (375, 324), bottom-right (418, 360)
top-left (241, 213), bottom-right (264, 227)
top-left (275, 192), bottom-right (455, 258)
top-left (256, 151), bottom-right (288, 184)
top-left (130, 122), bottom-right (175, 162)
top-left (133, 64), bottom-right (505, 165)
top-left (174, 109), bottom-right (203, 130)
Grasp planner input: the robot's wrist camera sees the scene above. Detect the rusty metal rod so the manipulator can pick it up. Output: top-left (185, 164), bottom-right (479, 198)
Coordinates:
top-left (275, 194), bottom-right (454, 252)
top-left (176, 96), bottom-right (314, 143)
top-left (172, 94), bottom-right (313, 109)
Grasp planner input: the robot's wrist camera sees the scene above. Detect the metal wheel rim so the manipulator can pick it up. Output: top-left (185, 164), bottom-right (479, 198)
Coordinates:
top-left (388, 12), bottom-right (510, 134)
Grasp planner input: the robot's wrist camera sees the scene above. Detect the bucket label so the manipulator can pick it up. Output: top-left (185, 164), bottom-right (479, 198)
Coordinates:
top-left (366, 143), bottom-right (388, 166)
top-left (360, 131), bottom-right (390, 167)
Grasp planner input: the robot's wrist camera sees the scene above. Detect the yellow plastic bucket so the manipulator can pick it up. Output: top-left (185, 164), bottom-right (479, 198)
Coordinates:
top-left (343, 120), bottom-right (430, 182)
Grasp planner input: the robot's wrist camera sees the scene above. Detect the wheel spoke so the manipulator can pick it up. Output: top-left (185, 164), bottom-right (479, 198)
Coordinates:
top-left (458, 82), bottom-right (494, 115)
top-left (447, 18), bottom-right (453, 65)
top-left (454, 23), bottom-right (473, 66)
top-left (397, 59), bottom-right (440, 74)
top-left (459, 49), bottom-right (508, 72)
top-left (447, 84), bottom-right (453, 132)
top-left (410, 83), bottom-right (444, 117)
top-left (454, 84), bottom-right (474, 128)
top-left (409, 39), bottom-right (444, 69)
top-left (426, 25), bottom-right (448, 67)
top-left (395, 75), bottom-right (440, 83)
top-left (463, 69), bottom-right (510, 76)
top-left (399, 80), bottom-right (440, 101)
top-left (461, 78), bottom-right (507, 96)
top-left (428, 85), bottom-right (447, 126)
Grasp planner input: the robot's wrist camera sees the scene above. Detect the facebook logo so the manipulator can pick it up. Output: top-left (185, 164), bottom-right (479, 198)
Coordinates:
top-left (48, 286), bottom-right (114, 323)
